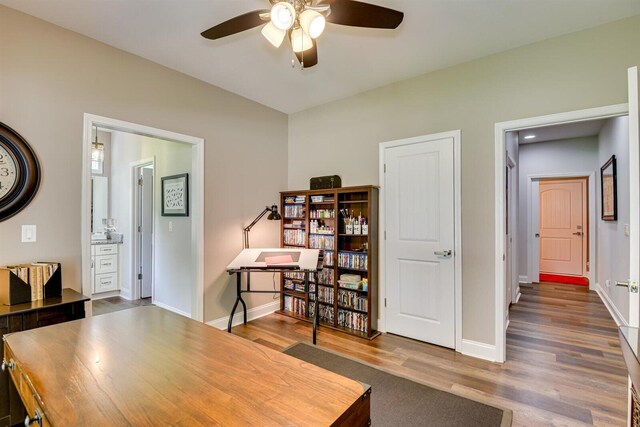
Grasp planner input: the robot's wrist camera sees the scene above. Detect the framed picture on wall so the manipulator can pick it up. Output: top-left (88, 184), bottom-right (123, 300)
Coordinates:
top-left (600, 155), bottom-right (617, 221)
top-left (161, 173), bottom-right (189, 217)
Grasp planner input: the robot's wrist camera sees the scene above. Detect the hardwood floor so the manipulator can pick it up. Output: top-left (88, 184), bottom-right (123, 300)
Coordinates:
top-left (92, 296), bottom-right (153, 316)
top-left (232, 282), bottom-right (627, 426)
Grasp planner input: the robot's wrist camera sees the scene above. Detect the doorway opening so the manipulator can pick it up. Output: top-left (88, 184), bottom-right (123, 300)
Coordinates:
top-left (81, 114), bottom-right (205, 321)
top-left (495, 103), bottom-right (632, 362)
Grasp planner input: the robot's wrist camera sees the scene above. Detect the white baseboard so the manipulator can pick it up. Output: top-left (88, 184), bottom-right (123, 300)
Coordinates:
top-left (460, 339), bottom-right (497, 362)
top-left (595, 282), bottom-right (628, 327)
top-left (518, 275), bottom-right (530, 284)
top-left (153, 300), bottom-right (192, 319)
top-left (91, 290), bottom-right (121, 300)
top-left (514, 288), bottom-right (522, 304)
top-left (119, 289), bottom-right (132, 300)
top-left (207, 301), bottom-right (280, 330)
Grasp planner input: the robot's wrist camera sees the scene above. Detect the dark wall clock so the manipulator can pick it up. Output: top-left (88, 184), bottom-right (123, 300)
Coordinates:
top-left (0, 123), bottom-right (41, 222)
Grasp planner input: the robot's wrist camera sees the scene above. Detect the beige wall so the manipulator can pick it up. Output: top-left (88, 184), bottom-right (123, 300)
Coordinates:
top-left (0, 6), bottom-right (288, 323)
top-left (288, 16), bottom-right (640, 345)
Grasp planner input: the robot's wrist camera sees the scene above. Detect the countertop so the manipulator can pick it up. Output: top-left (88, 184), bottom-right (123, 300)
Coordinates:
top-left (91, 233), bottom-right (123, 245)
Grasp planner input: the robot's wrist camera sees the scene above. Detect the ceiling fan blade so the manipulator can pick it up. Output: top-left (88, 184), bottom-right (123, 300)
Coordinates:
top-left (201, 10), bottom-right (270, 40)
top-left (295, 41), bottom-right (319, 68)
top-left (325, 0), bottom-right (403, 29)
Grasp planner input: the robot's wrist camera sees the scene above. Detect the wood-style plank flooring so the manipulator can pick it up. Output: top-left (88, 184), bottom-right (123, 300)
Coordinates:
top-left (231, 282), bottom-right (627, 426)
top-left (92, 296), bottom-right (153, 316)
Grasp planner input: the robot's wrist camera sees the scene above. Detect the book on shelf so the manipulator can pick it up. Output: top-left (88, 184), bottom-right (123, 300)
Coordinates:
top-left (338, 289), bottom-right (368, 311)
top-left (283, 295), bottom-right (306, 316)
top-left (283, 229), bottom-right (306, 246)
top-left (338, 252), bottom-right (368, 270)
top-left (309, 234), bottom-right (334, 250)
top-left (0, 262), bottom-right (62, 305)
top-left (338, 309), bottom-right (367, 333)
top-left (284, 195), bottom-right (306, 204)
top-left (284, 205), bottom-right (305, 218)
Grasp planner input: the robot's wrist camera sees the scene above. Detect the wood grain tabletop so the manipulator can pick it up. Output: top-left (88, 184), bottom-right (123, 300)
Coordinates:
top-left (4, 306), bottom-right (368, 426)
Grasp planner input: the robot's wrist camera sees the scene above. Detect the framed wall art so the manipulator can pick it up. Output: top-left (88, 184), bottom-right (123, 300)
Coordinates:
top-left (600, 155), bottom-right (617, 221)
top-left (161, 173), bottom-right (189, 217)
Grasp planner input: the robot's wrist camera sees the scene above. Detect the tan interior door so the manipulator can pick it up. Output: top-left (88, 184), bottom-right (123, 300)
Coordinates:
top-left (539, 179), bottom-right (587, 276)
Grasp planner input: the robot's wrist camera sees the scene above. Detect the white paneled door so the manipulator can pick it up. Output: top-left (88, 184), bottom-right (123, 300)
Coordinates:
top-left (538, 179), bottom-right (587, 277)
top-left (384, 135), bottom-right (455, 348)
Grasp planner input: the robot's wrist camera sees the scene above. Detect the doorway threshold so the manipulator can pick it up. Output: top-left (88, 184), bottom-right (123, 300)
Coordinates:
top-left (539, 273), bottom-right (589, 286)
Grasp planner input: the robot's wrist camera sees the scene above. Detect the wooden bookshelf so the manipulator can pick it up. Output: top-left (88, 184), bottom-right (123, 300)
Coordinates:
top-left (278, 186), bottom-right (379, 339)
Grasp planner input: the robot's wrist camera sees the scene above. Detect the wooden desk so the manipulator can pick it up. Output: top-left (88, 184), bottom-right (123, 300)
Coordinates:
top-left (4, 306), bottom-right (370, 426)
top-left (0, 289), bottom-right (88, 426)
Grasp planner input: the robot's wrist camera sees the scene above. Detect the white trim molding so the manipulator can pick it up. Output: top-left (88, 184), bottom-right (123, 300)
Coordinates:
top-left (494, 103), bottom-right (628, 363)
top-left (207, 301), bottom-right (281, 330)
top-left (518, 275), bottom-right (529, 284)
top-left (460, 339), bottom-right (498, 362)
top-left (82, 113), bottom-right (205, 321)
top-left (154, 300), bottom-right (192, 319)
top-left (379, 130), bottom-right (463, 352)
top-left (595, 283), bottom-right (628, 327)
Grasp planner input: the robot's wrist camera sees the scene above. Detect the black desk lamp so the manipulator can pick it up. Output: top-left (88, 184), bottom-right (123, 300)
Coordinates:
top-left (243, 204), bottom-right (282, 248)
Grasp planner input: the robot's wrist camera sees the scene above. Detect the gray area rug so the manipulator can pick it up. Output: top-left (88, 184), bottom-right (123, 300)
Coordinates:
top-left (284, 343), bottom-right (512, 427)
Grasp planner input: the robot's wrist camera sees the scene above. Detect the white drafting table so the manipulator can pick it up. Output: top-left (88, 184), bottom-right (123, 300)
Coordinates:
top-left (226, 248), bottom-right (322, 343)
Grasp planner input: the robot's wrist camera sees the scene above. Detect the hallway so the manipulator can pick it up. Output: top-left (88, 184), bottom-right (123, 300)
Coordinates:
top-left (232, 282), bottom-right (627, 426)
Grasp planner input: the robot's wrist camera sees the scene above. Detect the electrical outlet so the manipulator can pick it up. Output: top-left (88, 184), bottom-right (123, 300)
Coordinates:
top-left (169, 221), bottom-right (173, 232)
top-left (625, 224), bottom-right (630, 237)
top-left (605, 279), bottom-right (611, 288)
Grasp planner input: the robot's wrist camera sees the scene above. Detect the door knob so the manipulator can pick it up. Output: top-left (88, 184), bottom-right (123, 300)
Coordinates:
top-left (572, 232), bottom-right (583, 236)
top-left (434, 250), bottom-right (452, 257)
top-left (616, 280), bottom-right (639, 293)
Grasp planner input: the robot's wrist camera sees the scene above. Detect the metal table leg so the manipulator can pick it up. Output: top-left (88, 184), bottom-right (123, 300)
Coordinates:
top-left (312, 270), bottom-right (319, 345)
top-left (241, 272), bottom-right (248, 324)
top-left (227, 272), bottom-right (247, 332)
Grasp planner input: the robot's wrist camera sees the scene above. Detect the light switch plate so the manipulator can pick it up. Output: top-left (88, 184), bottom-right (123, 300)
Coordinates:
top-left (22, 225), bottom-right (37, 243)
top-left (169, 221), bottom-right (173, 232)
top-left (625, 224), bottom-right (630, 237)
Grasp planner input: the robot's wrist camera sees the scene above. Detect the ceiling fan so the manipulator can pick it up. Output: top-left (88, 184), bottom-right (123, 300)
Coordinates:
top-left (201, 0), bottom-right (404, 68)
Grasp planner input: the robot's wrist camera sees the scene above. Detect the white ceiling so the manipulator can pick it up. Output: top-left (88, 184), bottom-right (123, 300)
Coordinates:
top-left (2, 0), bottom-right (640, 113)
top-left (517, 119), bottom-right (608, 144)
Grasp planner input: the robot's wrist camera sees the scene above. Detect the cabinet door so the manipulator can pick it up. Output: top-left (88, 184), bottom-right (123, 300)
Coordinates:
top-left (94, 273), bottom-right (118, 293)
top-left (95, 255), bottom-right (117, 275)
top-left (96, 244), bottom-right (118, 256)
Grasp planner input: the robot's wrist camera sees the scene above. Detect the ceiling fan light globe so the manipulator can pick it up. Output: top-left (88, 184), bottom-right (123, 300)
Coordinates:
top-left (300, 10), bottom-right (325, 39)
top-left (271, 2), bottom-right (296, 31)
top-left (261, 22), bottom-right (286, 48)
top-left (291, 27), bottom-right (313, 53)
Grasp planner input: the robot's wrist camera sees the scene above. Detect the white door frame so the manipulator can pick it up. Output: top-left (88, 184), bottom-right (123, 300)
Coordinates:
top-left (506, 154), bottom-right (518, 306)
top-left (494, 104), bottom-right (628, 362)
top-left (525, 172), bottom-right (596, 289)
top-left (131, 158), bottom-right (155, 302)
top-left (81, 113), bottom-right (205, 322)
top-left (379, 130), bottom-right (462, 351)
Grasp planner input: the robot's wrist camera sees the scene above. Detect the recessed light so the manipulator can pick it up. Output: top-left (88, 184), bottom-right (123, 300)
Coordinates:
top-left (524, 135), bottom-right (536, 140)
